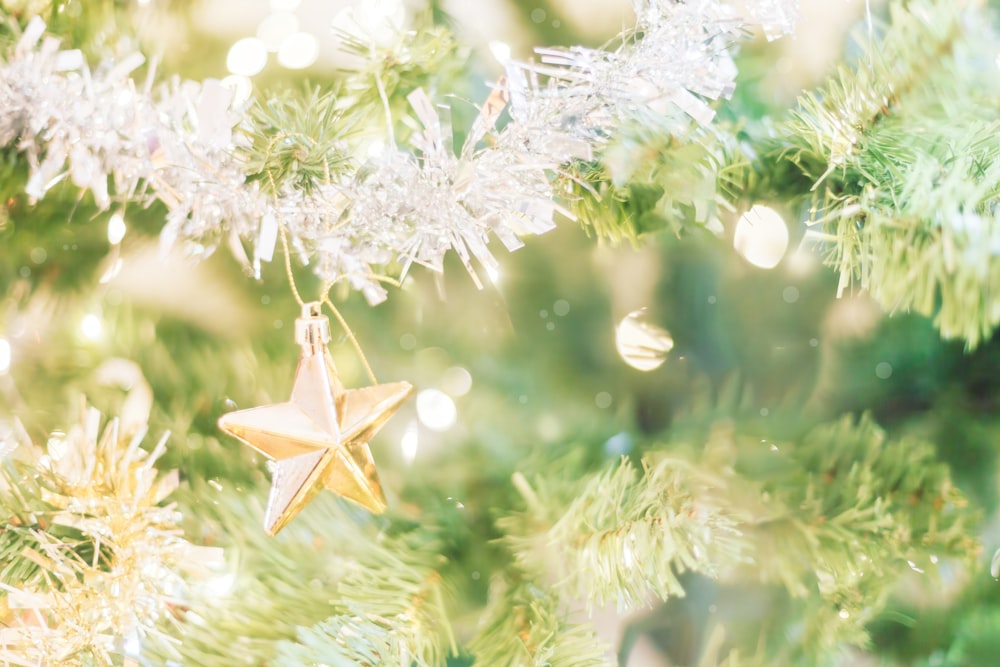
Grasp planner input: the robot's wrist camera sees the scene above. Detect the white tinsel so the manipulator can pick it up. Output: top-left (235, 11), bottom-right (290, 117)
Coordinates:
top-left (0, 1), bottom-right (799, 304)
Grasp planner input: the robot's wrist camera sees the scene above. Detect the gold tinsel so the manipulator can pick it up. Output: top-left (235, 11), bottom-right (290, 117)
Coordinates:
top-left (0, 397), bottom-right (222, 666)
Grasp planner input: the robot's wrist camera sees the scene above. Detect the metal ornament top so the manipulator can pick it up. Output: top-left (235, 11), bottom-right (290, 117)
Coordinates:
top-left (295, 302), bottom-right (332, 352)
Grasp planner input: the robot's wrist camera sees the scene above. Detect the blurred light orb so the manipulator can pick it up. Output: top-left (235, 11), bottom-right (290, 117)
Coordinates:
top-left (489, 40), bottom-right (511, 64)
top-left (220, 75), bottom-right (253, 107)
top-left (0, 338), bottom-right (10, 374)
top-left (734, 205), bottom-right (789, 269)
top-left (604, 432), bottom-right (634, 456)
top-left (81, 314), bottom-right (103, 341)
top-left (615, 308), bottom-right (674, 371)
top-left (442, 366), bottom-right (472, 397)
top-left (257, 11), bottom-right (299, 52)
top-left (400, 420), bottom-right (419, 463)
top-left (226, 38), bottom-right (268, 77)
top-left (417, 389), bottom-right (457, 431)
top-left (875, 362), bottom-right (893, 379)
top-left (333, 0), bottom-right (405, 49)
top-left (107, 212), bottom-right (126, 245)
top-left (277, 32), bottom-right (319, 70)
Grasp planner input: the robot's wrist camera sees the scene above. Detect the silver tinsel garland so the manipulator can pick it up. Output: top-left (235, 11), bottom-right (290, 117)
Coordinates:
top-left (0, 0), bottom-right (798, 303)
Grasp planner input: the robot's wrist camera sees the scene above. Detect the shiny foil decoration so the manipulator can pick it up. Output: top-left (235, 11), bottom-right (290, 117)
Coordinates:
top-left (217, 302), bottom-right (413, 535)
top-left (0, 2), bottom-right (799, 304)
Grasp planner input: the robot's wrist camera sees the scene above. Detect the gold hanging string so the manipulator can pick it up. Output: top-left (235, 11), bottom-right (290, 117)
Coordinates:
top-left (279, 225), bottom-right (305, 307)
top-left (266, 166), bottom-right (306, 308)
top-left (322, 293), bottom-right (378, 385)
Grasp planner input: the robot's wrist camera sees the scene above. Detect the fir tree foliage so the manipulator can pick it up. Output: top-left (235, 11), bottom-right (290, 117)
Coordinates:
top-left (501, 457), bottom-right (744, 610)
top-left (273, 532), bottom-right (456, 667)
top-left (484, 414), bottom-right (976, 664)
top-left (777, 0), bottom-right (1000, 347)
top-left (469, 578), bottom-right (610, 667)
top-left (0, 0), bottom-right (997, 665)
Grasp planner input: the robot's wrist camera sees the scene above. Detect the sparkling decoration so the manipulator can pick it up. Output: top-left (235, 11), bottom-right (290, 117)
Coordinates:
top-left (615, 308), bottom-right (675, 371)
top-left (744, 0), bottom-right (801, 40)
top-left (734, 204), bottom-right (790, 269)
top-left (217, 302), bottom-right (413, 535)
top-left (0, 2), bottom-right (799, 306)
top-left (0, 401), bottom-right (221, 665)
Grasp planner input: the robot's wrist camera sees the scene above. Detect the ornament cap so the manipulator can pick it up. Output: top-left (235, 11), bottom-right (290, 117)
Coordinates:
top-left (295, 301), bottom-right (331, 351)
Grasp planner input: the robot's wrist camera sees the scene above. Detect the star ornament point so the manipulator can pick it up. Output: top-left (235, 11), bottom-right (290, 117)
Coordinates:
top-left (218, 305), bottom-right (413, 535)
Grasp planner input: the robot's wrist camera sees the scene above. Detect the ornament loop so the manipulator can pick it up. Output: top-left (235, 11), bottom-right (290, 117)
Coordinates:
top-left (295, 301), bottom-right (331, 351)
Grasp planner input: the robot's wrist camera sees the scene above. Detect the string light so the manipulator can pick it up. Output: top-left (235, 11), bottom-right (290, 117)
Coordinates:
top-left (734, 205), bottom-right (790, 269)
top-left (277, 32), bottom-right (319, 70)
top-left (257, 12), bottom-right (299, 52)
top-left (220, 75), bottom-right (253, 107)
top-left (80, 314), bottom-right (103, 341)
top-left (107, 212), bottom-right (126, 245)
top-left (615, 308), bottom-right (674, 371)
top-left (226, 38), bottom-right (268, 77)
top-left (441, 367), bottom-right (472, 397)
top-left (489, 41), bottom-right (511, 64)
top-left (416, 389), bottom-right (457, 431)
top-left (400, 420), bottom-right (419, 463)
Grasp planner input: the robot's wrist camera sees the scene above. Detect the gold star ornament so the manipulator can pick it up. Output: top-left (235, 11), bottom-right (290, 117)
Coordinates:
top-left (218, 302), bottom-right (413, 535)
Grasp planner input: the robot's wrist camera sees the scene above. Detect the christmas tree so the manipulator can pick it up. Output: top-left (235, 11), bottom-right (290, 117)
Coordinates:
top-left (1, 0), bottom-right (998, 664)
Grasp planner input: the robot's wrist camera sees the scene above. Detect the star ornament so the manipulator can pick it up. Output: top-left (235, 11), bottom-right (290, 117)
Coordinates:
top-left (218, 302), bottom-right (413, 535)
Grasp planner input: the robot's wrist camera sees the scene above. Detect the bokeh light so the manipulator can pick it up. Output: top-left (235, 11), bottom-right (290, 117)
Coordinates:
top-left (107, 213), bottom-right (126, 245)
top-left (80, 314), bottom-right (103, 341)
top-left (226, 38), bottom-right (268, 77)
top-left (257, 12), bottom-right (299, 52)
top-left (417, 388), bottom-right (457, 431)
top-left (734, 205), bottom-right (790, 269)
top-left (220, 75), bottom-right (253, 107)
top-left (441, 366), bottom-right (472, 397)
top-left (615, 308), bottom-right (674, 371)
top-left (401, 420), bottom-right (419, 463)
top-left (277, 32), bottom-right (319, 70)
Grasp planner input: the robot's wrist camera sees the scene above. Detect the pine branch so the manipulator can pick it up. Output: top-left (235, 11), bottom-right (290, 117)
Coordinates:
top-left (242, 87), bottom-right (357, 196)
top-left (500, 455), bottom-right (745, 610)
top-left (147, 485), bottom-right (365, 665)
top-left (157, 482), bottom-right (459, 667)
top-left (333, 9), bottom-right (469, 141)
top-left (776, 0), bottom-right (1000, 346)
top-left (492, 410), bottom-right (977, 662)
top-left (468, 578), bottom-right (611, 667)
top-left (568, 124), bottom-right (746, 243)
top-left (275, 532), bottom-right (456, 667)
top-left (735, 414), bottom-right (978, 653)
